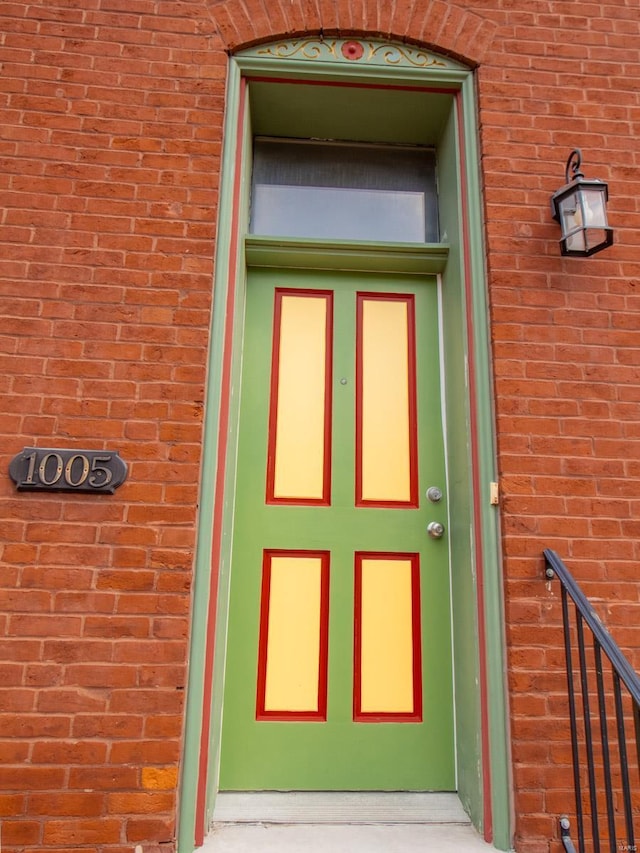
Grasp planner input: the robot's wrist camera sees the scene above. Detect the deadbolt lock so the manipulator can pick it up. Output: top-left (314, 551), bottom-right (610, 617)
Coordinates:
top-left (426, 486), bottom-right (443, 503)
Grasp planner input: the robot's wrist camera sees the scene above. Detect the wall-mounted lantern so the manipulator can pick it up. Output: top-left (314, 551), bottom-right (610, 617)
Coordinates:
top-left (551, 149), bottom-right (613, 257)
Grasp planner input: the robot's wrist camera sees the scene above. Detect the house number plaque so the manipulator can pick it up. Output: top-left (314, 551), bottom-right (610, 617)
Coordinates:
top-left (9, 447), bottom-right (127, 494)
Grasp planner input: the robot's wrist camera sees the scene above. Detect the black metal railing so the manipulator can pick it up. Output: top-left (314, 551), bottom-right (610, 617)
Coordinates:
top-left (544, 549), bottom-right (640, 853)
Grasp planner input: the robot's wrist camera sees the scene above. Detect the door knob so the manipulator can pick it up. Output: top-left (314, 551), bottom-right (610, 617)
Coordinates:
top-left (427, 521), bottom-right (445, 539)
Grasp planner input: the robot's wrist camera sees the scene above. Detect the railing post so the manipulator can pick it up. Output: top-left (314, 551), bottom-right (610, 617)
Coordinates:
top-left (560, 816), bottom-right (579, 853)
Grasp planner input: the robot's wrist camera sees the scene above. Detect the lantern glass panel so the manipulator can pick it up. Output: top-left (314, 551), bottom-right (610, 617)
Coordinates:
top-left (580, 187), bottom-right (611, 254)
top-left (581, 187), bottom-right (608, 228)
top-left (558, 192), bottom-right (586, 253)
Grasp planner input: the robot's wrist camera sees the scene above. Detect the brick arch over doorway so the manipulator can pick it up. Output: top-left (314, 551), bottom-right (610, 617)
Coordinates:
top-left (205, 0), bottom-right (498, 66)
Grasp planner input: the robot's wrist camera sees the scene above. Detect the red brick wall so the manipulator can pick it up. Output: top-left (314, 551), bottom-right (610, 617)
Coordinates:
top-left (1, 2), bottom-right (638, 852)
top-left (475, 5), bottom-right (640, 852)
top-left (0, 2), bottom-right (221, 849)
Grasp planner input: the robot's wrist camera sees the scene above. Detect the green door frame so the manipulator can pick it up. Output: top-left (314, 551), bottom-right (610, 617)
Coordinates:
top-left (179, 38), bottom-right (511, 853)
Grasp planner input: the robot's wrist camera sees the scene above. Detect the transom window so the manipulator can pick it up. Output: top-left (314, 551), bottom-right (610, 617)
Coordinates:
top-left (250, 138), bottom-right (439, 244)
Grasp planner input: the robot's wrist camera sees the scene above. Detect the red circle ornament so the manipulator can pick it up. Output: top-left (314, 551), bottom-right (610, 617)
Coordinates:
top-left (342, 41), bottom-right (364, 61)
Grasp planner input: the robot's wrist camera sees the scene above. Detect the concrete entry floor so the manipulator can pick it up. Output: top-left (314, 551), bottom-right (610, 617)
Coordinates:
top-left (202, 793), bottom-right (499, 852)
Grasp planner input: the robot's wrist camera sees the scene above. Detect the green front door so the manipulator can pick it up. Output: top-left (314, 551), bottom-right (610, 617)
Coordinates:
top-left (219, 266), bottom-right (454, 791)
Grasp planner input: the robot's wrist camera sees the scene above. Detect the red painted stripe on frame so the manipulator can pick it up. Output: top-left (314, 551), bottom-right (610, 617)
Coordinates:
top-left (194, 78), bottom-right (247, 846)
top-left (353, 552), bottom-right (422, 723)
top-left (266, 289), bottom-right (333, 506)
top-left (456, 89), bottom-right (493, 843)
top-left (355, 292), bottom-right (419, 508)
top-left (246, 75), bottom-right (459, 97)
top-left (255, 549), bottom-right (330, 721)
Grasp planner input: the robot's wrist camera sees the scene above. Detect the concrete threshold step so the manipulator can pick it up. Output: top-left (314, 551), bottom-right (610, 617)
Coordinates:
top-left (202, 793), bottom-right (499, 852)
top-left (212, 791), bottom-right (470, 824)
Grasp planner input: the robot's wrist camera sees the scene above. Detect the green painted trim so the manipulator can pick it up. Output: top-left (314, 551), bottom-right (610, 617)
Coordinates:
top-left (459, 75), bottom-right (512, 851)
top-left (202, 103), bottom-right (253, 830)
top-left (177, 61), bottom-right (243, 853)
top-left (242, 61), bottom-right (469, 87)
top-left (245, 236), bottom-right (450, 274)
top-left (242, 38), bottom-right (466, 71)
top-left (435, 94), bottom-right (483, 833)
top-left (238, 37), bottom-right (469, 86)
